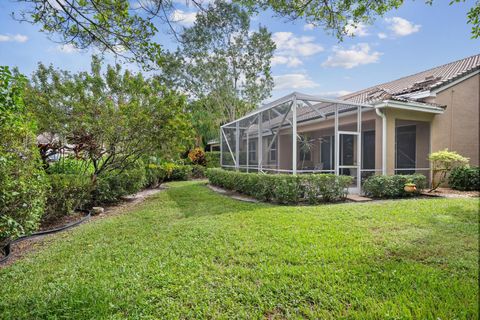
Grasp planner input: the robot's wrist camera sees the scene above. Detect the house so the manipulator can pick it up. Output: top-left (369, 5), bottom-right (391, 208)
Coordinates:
top-left (220, 54), bottom-right (480, 193)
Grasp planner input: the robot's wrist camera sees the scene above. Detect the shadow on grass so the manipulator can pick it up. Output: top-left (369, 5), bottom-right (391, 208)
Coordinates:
top-left (163, 181), bottom-right (268, 219)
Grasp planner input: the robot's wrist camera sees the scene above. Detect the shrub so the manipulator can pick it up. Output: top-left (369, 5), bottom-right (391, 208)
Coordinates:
top-left (191, 165), bottom-right (206, 179)
top-left (304, 174), bottom-right (351, 204)
top-left (145, 163), bottom-right (167, 187)
top-left (448, 166), bottom-right (480, 191)
top-left (205, 151), bottom-right (221, 168)
top-left (44, 174), bottom-right (92, 222)
top-left (92, 161), bottom-right (146, 204)
top-left (206, 168), bottom-right (352, 204)
top-left (362, 174), bottom-right (427, 198)
top-left (0, 66), bottom-right (47, 245)
top-left (162, 162), bottom-right (192, 181)
top-left (429, 149), bottom-right (469, 191)
top-left (188, 147), bottom-right (206, 166)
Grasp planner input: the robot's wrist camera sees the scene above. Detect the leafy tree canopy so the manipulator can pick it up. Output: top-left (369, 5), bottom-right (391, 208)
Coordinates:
top-left (13, 0), bottom-right (478, 67)
top-left (25, 56), bottom-right (194, 179)
top-left (237, 0), bottom-right (480, 39)
top-left (161, 0), bottom-right (275, 146)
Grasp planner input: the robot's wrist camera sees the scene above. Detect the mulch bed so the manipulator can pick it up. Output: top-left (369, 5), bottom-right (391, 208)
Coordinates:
top-left (422, 188), bottom-right (479, 198)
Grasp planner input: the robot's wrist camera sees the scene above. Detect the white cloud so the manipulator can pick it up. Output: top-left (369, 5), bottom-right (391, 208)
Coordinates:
top-left (385, 17), bottom-right (420, 37)
top-left (56, 43), bottom-right (79, 54)
top-left (0, 34), bottom-right (28, 43)
top-left (345, 22), bottom-right (369, 37)
top-left (170, 9), bottom-right (197, 26)
top-left (272, 32), bottom-right (324, 57)
top-left (271, 55), bottom-right (303, 67)
top-left (271, 32), bottom-right (323, 69)
top-left (377, 32), bottom-right (387, 39)
top-left (322, 43), bottom-right (382, 69)
top-left (273, 73), bottom-right (320, 90)
top-left (303, 23), bottom-right (315, 31)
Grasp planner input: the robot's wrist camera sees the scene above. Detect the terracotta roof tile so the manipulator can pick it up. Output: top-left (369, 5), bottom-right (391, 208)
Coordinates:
top-left (340, 54), bottom-right (480, 104)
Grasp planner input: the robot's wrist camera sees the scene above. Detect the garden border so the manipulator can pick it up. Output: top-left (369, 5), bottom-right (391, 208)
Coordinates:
top-left (0, 210), bottom-right (91, 264)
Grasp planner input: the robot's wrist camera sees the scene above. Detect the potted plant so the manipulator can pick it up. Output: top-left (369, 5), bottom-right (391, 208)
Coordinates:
top-left (404, 182), bottom-right (417, 193)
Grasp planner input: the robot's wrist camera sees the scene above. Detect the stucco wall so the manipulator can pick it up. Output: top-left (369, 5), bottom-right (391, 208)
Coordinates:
top-left (431, 73), bottom-right (480, 166)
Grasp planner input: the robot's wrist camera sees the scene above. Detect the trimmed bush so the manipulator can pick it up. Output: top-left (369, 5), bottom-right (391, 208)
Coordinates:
top-left (92, 162), bottom-right (146, 204)
top-left (145, 163), bottom-right (167, 187)
top-left (191, 165), bottom-right (206, 179)
top-left (162, 162), bottom-right (192, 181)
top-left (304, 174), bottom-right (350, 204)
top-left (362, 174), bottom-right (427, 198)
top-left (205, 151), bottom-right (221, 168)
top-left (448, 166), bottom-right (480, 191)
top-left (206, 168), bottom-right (352, 204)
top-left (44, 174), bottom-right (92, 222)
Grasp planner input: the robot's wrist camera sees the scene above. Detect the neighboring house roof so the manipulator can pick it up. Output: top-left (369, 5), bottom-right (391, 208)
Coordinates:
top-left (340, 53), bottom-right (480, 105)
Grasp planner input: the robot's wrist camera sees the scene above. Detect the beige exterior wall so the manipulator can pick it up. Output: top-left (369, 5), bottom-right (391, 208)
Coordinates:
top-left (383, 109), bottom-right (435, 174)
top-left (430, 73), bottom-right (480, 166)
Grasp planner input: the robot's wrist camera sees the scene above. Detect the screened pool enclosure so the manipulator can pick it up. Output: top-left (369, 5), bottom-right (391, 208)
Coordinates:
top-left (220, 92), bottom-right (379, 194)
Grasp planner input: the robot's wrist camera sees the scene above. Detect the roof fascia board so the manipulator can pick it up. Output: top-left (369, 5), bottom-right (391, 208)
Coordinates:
top-left (374, 100), bottom-right (444, 114)
top-left (431, 69), bottom-right (480, 94)
top-left (397, 90), bottom-right (432, 100)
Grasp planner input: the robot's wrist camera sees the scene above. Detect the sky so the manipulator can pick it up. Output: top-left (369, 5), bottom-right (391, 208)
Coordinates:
top-left (0, 0), bottom-right (479, 103)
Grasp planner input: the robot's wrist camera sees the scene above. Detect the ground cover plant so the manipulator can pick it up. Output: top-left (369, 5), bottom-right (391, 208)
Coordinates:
top-left (0, 181), bottom-right (477, 319)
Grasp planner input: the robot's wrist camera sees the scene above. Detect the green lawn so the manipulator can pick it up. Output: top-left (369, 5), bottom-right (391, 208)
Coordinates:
top-left (0, 181), bottom-right (478, 319)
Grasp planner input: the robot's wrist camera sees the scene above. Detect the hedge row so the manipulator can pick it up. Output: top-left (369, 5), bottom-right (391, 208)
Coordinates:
top-left (206, 168), bottom-right (352, 204)
top-left (448, 166), bottom-right (480, 191)
top-left (205, 151), bottom-right (221, 168)
top-left (362, 174), bottom-right (427, 198)
top-left (43, 161), bottom-right (200, 224)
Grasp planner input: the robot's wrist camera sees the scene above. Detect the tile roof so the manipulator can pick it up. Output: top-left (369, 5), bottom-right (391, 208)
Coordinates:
top-left (237, 54), bottom-right (480, 131)
top-left (339, 54), bottom-right (480, 104)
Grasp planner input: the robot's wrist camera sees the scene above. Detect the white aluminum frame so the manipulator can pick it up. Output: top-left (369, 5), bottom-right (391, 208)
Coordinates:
top-left (220, 92), bottom-right (374, 193)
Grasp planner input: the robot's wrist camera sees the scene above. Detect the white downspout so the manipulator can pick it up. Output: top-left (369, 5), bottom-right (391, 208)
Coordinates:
top-left (375, 107), bottom-right (387, 175)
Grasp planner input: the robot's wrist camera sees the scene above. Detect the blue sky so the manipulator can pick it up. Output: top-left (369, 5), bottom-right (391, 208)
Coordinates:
top-left (0, 0), bottom-right (478, 102)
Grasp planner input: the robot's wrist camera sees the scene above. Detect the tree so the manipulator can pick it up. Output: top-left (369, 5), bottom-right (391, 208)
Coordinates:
top-left (428, 149), bottom-right (469, 191)
top-left (161, 0), bottom-right (275, 145)
top-left (237, 0), bottom-right (480, 39)
top-left (25, 56), bottom-right (194, 182)
top-left (0, 66), bottom-right (46, 245)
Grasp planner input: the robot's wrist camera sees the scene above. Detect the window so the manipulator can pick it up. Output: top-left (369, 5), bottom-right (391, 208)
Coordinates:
top-left (362, 131), bottom-right (375, 169)
top-left (248, 140), bottom-right (257, 162)
top-left (395, 125), bottom-right (416, 174)
top-left (269, 137), bottom-right (277, 161)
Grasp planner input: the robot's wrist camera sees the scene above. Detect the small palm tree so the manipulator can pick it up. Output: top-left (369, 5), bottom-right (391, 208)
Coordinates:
top-left (298, 135), bottom-right (316, 170)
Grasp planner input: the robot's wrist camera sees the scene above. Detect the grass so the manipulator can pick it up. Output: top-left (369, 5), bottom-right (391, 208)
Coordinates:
top-left (0, 180), bottom-right (478, 319)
